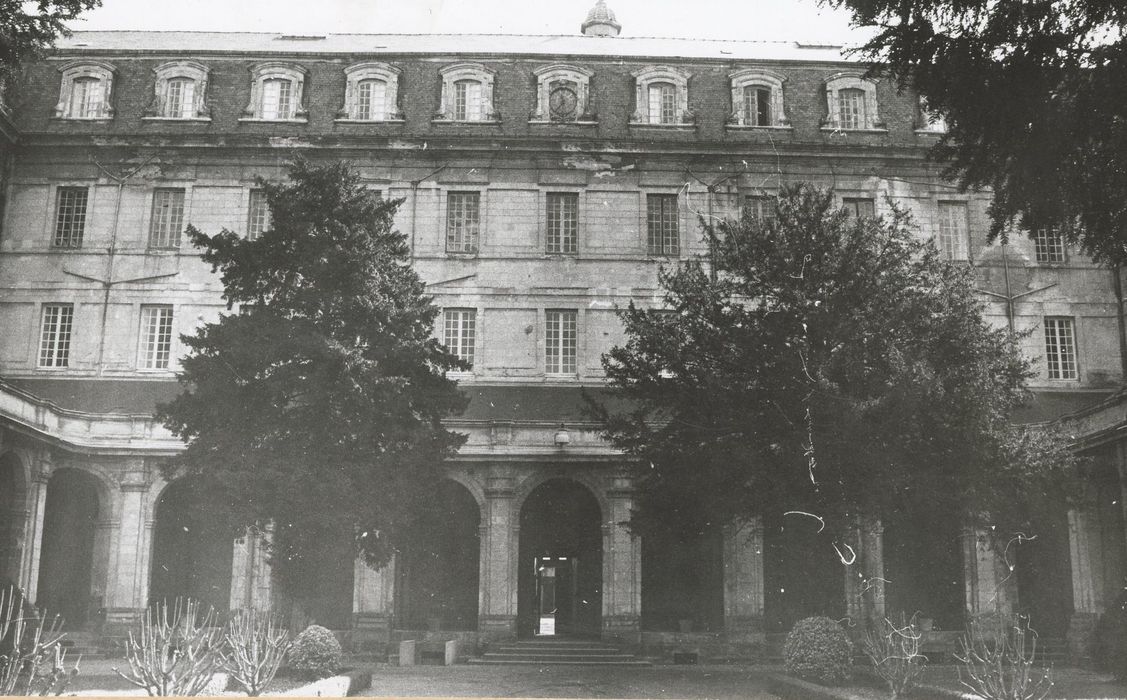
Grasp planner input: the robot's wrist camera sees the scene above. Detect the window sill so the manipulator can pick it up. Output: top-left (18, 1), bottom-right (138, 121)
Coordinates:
top-left (528, 120), bottom-right (598, 127)
top-left (146, 247), bottom-right (183, 254)
top-left (51, 116), bottom-right (113, 122)
top-left (334, 118), bottom-right (407, 124)
top-left (445, 370), bottom-right (475, 379)
top-left (725, 124), bottom-right (794, 131)
top-left (628, 122), bottom-right (696, 131)
top-left (445, 251), bottom-right (479, 258)
top-left (136, 367), bottom-right (174, 374)
top-left (431, 119), bottom-right (502, 125)
top-left (141, 116), bottom-right (212, 123)
top-left (913, 128), bottom-right (946, 135)
top-left (820, 126), bottom-right (889, 134)
top-left (237, 117), bottom-right (309, 124)
top-left (49, 246), bottom-right (86, 252)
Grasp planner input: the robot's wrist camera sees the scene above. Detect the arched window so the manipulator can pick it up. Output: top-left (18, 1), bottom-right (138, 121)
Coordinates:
top-left (631, 66), bottom-right (692, 126)
top-left (54, 61), bottom-right (115, 120)
top-left (146, 61), bottom-right (209, 120)
top-left (436, 63), bottom-right (497, 122)
top-left (339, 62), bottom-right (402, 122)
top-left (532, 65), bottom-right (594, 123)
top-left (728, 69), bottom-right (788, 128)
top-left (824, 72), bottom-right (883, 131)
top-left (241, 62), bottom-right (308, 122)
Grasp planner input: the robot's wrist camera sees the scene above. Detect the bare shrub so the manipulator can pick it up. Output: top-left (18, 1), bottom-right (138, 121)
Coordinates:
top-left (114, 598), bottom-right (223, 696)
top-left (0, 585), bottom-right (79, 695)
top-left (863, 612), bottom-right (926, 700)
top-left (956, 614), bottom-right (1053, 700)
top-left (221, 609), bottom-right (291, 696)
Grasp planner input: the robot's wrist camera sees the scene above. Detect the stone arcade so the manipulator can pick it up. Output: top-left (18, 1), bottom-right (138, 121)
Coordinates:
top-left (1, 1), bottom-right (1126, 661)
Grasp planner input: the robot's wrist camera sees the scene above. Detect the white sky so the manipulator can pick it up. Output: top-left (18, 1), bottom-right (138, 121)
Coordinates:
top-left (68, 0), bottom-right (867, 45)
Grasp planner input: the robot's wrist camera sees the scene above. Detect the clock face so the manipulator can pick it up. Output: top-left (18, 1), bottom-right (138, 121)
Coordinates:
top-left (549, 85), bottom-right (578, 121)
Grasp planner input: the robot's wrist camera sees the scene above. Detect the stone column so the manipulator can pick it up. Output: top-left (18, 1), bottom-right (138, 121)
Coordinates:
top-left (478, 476), bottom-right (517, 641)
top-left (351, 556), bottom-right (395, 652)
top-left (1066, 496), bottom-right (1105, 661)
top-left (19, 466), bottom-right (51, 598)
top-left (723, 517), bottom-right (765, 637)
top-left (602, 475), bottom-right (641, 644)
top-left (963, 526), bottom-right (1015, 624)
top-left (843, 516), bottom-right (885, 627)
top-left (103, 472), bottom-right (151, 631)
top-left (230, 524), bottom-right (275, 612)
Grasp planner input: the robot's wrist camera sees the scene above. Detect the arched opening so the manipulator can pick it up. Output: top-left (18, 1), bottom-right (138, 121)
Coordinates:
top-left (883, 508), bottom-right (965, 631)
top-left (0, 454), bottom-right (25, 584)
top-left (396, 480), bottom-right (480, 631)
top-left (150, 479), bottom-right (235, 615)
top-left (641, 523), bottom-right (724, 633)
top-left (1014, 504), bottom-right (1074, 638)
top-left (518, 478), bottom-right (602, 638)
top-left (763, 509), bottom-right (845, 633)
top-left (36, 468), bottom-right (99, 627)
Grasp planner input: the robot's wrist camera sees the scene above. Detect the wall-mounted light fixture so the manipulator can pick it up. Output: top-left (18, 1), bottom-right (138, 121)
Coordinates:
top-left (554, 424), bottom-right (571, 447)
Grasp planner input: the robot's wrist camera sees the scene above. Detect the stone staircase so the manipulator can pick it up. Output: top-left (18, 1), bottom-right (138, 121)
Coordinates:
top-left (469, 638), bottom-right (650, 666)
top-left (58, 631), bottom-right (114, 660)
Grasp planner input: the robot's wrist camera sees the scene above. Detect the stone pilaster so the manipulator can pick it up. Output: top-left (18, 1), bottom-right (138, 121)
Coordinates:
top-left (1066, 497), bottom-right (1105, 661)
top-left (19, 464), bottom-right (51, 599)
top-left (963, 526), bottom-right (1015, 624)
top-left (351, 555), bottom-right (394, 652)
top-left (602, 475), bottom-right (641, 644)
top-left (103, 472), bottom-right (151, 631)
top-left (230, 524), bottom-right (274, 612)
top-left (723, 517), bottom-right (764, 635)
top-left (478, 476), bottom-right (517, 641)
top-left (843, 516), bottom-right (885, 627)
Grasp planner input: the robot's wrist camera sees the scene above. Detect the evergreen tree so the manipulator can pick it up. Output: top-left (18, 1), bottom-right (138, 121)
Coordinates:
top-left (1, 1), bottom-right (100, 80)
top-left (159, 159), bottom-right (468, 605)
top-left (595, 184), bottom-right (1074, 545)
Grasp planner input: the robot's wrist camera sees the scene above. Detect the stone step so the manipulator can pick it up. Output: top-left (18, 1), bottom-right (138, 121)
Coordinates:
top-left (472, 637), bottom-right (649, 666)
top-left (468, 658), bottom-right (652, 666)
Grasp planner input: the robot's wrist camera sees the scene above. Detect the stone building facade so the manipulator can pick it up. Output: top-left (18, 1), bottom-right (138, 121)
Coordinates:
top-left (1, 3), bottom-right (1125, 659)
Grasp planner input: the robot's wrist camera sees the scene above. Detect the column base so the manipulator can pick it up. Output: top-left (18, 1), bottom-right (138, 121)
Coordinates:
top-left (602, 615), bottom-right (641, 646)
top-left (351, 613), bottom-right (392, 652)
top-left (724, 614), bottom-right (764, 636)
top-left (478, 615), bottom-right (517, 643)
top-left (100, 607), bottom-right (143, 635)
top-left (1067, 612), bottom-right (1100, 665)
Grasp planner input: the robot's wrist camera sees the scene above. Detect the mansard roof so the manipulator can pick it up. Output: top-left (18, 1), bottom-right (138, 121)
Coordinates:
top-left (54, 31), bottom-right (852, 64)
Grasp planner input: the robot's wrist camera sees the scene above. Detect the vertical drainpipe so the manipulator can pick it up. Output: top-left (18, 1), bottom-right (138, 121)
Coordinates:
top-left (1113, 266), bottom-right (1127, 381)
top-left (95, 177), bottom-right (126, 376)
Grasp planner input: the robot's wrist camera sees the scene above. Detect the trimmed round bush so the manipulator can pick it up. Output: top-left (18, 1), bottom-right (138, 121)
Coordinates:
top-left (287, 624), bottom-right (342, 680)
top-left (784, 616), bottom-right (853, 685)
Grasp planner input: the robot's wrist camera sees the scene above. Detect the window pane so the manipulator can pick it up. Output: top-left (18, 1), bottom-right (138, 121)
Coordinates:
top-left (843, 197), bottom-right (875, 219)
top-left (53, 187), bottom-right (88, 248)
top-left (545, 310), bottom-right (577, 375)
top-left (648, 82), bottom-right (676, 124)
top-left (838, 88), bottom-right (866, 129)
top-left (446, 192), bottom-right (480, 252)
top-left (1034, 228), bottom-right (1066, 264)
top-left (140, 305), bottom-right (174, 369)
top-left (1044, 317), bottom-right (1078, 380)
top-left (357, 79), bottom-right (387, 120)
top-left (744, 86), bottom-right (771, 126)
top-left (261, 79), bottom-right (292, 119)
top-left (647, 194), bottom-right (679, 255)
top-left (247, 189), bottom-right (270, 241)
top-left (70, 77), bottom-right (104, 118)
top-left (166, 78), bottom-right (195, 118)
top-left (149, 188), bottom-right (185, 248)
top-left (443, 309), bottom-right (476, 368)
top-left (745, 195), bottom-right (777, 227)
top-left (546, 192), bottom-right (578, 254)
top-left (937, 202), bottom-right (969, 261)
top-left (38, 304), bottom-right (74, 368)
top-left (454, 80), bottom-right (482, 121)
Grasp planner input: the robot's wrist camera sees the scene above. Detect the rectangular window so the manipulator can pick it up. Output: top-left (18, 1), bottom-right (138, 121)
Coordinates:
top-left (838, 88), bottom-right (866, 129)
top-left (545, 310), bottom-right (577, 375)
top-left (443, 309), bottom-right (476, 369)
top-left (936, 201), bottom-right (969, 261)
top-left (454, 80), bottom-right (482, 121)
top-left (745, 195), bottom-right (777, 227)
top-left (1034, 228), bottom-right (1066, 264)
top-left (744, 86), bottom-right (771, 126)
top-left (1044, 317), bottom-right (1078, 380)
top-left (446, 192), bottom-right (480, 253)
top-left (70, 78), bottom-right (104, 118)
top-left (139, 305), bottom-right (174, 370)
top-left (149, 188), bottom-right (185, 249)
top-left (261, 79), bottom-right (293, 120)
top-left (53, 187), bottom-right (89, 248)
top-left (647, 194), bottom-right (680, 255)
top-left (38, 304), bottom-right (74, 368)
top-left (166, 78), bottom-right (195, 118)
top-left (357, 79), bottom-right (386, 120)
top-left (648, 83), bottom-right (676, 124)
top-left (247, 189), bottom-right (270, 241)
top-left (546, 192), bottom-right (578, 254)
top-left (842, 197), bottom-right (876, 219)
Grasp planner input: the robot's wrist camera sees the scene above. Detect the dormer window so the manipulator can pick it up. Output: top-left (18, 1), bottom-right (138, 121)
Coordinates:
top-left (728, 69), bottom-right (788, 128)
top-left (916, 96), bottom-right (947, 133)
top-left (54, 61), bottom-right (114, 120)
top-left (146, 61), bottom-right (209, 120)
top-left (241, 62), bottom-right (308, 122)
top-left (824, 72), bottom-right (883, 131)
top-left (338, 62), bottom-right (403, 122)
top-left (532, 65), bottom-right (594, 123)
top-left (436, 63), bottom-right (497, 123)
top-left (631, 66), bottom-right (692, 126)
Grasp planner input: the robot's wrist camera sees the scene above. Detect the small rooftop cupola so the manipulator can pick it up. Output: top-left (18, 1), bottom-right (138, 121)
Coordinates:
top-left (581, 0), bottom-right (621, 36)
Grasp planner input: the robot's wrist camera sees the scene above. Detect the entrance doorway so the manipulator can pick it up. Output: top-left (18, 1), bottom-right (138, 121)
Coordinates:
top-left (518, 479), bottom-right (602, 638)
top-left (37, 468), bottom-right (100, 628)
